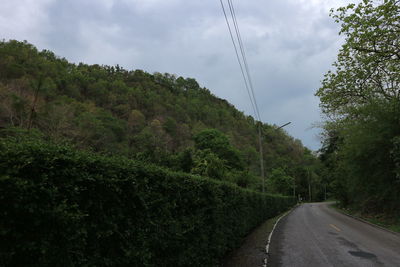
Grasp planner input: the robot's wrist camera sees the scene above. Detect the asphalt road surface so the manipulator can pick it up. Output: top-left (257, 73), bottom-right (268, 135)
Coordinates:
top-left (268, 203), bottom-right (400, 267)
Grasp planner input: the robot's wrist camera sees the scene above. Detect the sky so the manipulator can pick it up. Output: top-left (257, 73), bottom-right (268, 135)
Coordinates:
top-left (0, 0), bottom-right (355, 150)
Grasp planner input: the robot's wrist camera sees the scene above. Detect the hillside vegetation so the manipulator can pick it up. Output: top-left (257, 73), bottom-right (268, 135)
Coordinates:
top-left (0, 39), bottom-right (322, 198)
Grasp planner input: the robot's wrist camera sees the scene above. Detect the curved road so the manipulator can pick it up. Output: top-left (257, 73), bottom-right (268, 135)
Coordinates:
top-left (268, 203), bottom-right (400, 266)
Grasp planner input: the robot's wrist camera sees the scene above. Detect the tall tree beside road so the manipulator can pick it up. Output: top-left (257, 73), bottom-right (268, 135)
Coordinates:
top-left (316, 0), bottom-right (400, 216)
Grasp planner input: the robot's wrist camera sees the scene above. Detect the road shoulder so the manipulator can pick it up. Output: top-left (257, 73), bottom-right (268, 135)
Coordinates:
top-left (329, 203), bottom-right (400, 236)
top-left (222, 208), bottom-right (296, 267)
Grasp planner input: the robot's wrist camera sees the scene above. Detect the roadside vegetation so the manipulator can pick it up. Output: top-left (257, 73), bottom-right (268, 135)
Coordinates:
top-left (317, 0), bottom-right (400, 223)
top-left (0, 136), bottom-right (295, 266)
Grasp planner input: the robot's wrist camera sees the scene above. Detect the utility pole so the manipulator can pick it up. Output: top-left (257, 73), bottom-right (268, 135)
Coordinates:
top-left (293, 177), bottom-right (296, 198)
top-left (258, 124), bottom-right (265, 193)
top-left (308, 169), bottom-right (312, 202)
top-left (27, 78), bottom-right (43, 131)
top-left (259, 122), bottom-right (291, 193)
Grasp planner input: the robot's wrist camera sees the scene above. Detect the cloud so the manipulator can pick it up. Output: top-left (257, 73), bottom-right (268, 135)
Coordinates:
top-left (0, 0), bottom-right (54, 44)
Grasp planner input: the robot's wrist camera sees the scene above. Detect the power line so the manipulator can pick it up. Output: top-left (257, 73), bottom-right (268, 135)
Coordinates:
top-left (226, 0), bottom-right (261, 121)
top-left (219, 0), bottom-right (258, 121)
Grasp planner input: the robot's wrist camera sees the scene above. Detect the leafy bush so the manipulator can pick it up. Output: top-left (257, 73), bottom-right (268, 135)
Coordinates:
top-left (0, 138), bottom-right (295, 266)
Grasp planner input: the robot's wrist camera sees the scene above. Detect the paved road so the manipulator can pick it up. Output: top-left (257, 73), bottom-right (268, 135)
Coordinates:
top-left (268, 203), bottom-right (400, 267)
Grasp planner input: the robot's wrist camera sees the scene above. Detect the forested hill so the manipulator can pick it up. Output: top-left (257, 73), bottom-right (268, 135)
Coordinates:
top-left (0, 40), bottom-right (320, 195)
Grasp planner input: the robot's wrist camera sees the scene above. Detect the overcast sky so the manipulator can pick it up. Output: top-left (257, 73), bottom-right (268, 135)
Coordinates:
top-left (0, 0), bottom-right (355, 150)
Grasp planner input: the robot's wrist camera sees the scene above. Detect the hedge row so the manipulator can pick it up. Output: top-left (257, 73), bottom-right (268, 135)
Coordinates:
top-left (0, 138), bottom-right (295, 266)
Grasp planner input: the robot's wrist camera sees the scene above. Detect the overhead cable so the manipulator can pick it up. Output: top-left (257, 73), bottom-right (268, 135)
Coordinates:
top-left (219, 0), bottom-right (259, 121)
top-left (226, 0), bottom-right (261, 121)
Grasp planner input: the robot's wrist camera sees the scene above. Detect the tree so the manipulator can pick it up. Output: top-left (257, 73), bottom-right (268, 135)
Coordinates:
top-left (191, 149), bottom-right (227, 180)
top-left (316, 0), bottom-right (400, 118)
top-left (194, 129), bottom-right (244, 170)
top-left (127, 109), bottom-right (145, 133)
top-left (266, 168), bottom-right (294, 195)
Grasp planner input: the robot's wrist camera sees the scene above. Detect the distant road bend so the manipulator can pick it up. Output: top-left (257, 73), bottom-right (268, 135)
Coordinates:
top-left (269, 202), bottom-right (400, 267)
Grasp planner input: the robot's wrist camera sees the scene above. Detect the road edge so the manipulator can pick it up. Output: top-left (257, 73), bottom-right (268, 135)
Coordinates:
top-left (329, 204), bottom-right (400, 236)
top-left (263, 204), bottom-right (300, 267)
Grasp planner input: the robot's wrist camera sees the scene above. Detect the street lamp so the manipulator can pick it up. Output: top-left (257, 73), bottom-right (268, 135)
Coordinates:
top-left (276, 121), bottom-right (291, 130)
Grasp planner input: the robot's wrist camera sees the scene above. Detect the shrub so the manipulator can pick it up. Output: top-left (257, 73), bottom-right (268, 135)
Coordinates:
top-left (0, 138), bottom-right (295, 266)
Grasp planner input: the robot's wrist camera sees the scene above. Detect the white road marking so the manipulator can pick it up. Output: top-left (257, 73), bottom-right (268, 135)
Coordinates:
top-left (264, 206), bottom-right (297, 267)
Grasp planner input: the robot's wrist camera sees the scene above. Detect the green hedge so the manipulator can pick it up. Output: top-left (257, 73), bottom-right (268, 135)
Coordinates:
top-left (0, 138), bottom-right (295, 266)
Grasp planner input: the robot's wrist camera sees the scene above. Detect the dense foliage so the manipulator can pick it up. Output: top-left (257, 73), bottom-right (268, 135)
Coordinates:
top-left (0, 137), bottom-right (295, 266)
top-left (0, 39), bottom-right (322, 197)
top-left (317, 0), bottom-right (400, 217)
